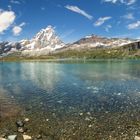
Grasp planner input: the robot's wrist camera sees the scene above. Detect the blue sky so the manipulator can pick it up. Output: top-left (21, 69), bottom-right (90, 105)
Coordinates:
top-left (0, 0), bottom-right (140, 43)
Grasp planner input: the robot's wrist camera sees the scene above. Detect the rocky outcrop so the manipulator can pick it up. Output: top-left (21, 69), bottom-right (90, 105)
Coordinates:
top-left (0, 42), bottom-right (22, 55)
top-left (122, 41), bottom-right (140, 51)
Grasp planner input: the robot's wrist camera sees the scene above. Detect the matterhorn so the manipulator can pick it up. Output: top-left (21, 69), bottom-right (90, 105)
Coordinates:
top-left (0, 26), bottom-right (65, 57)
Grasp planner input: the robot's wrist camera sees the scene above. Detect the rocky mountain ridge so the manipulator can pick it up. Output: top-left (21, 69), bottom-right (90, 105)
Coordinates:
top-left (65, 35), bottom-right (136, 50)
top-left (0, 25), bottom-right (139, 57)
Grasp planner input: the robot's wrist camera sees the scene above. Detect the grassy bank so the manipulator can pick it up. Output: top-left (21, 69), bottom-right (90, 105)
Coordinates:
top-left (0, 48), bottom-right (140, 61)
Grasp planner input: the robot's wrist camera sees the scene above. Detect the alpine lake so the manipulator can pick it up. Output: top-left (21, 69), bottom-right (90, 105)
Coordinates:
top-left (1, 60), bottom-right (140, 140)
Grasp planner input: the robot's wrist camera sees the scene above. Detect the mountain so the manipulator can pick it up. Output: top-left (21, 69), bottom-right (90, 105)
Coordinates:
top-left (0, 25), bottom-right (140, 59)
top-left (63, 35), bottom-right (136, 51)
top-left (52, 35), bottom-right (140, 59)
top-left (23, 26), bottom-right (64, 50)
top-left (21, 26), bottom-right (65, 57)
top-left (0, 26), bottom-right (65, 57)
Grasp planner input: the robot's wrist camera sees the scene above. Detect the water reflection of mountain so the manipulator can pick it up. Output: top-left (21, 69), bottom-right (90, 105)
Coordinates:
top-left (20, 62), bottom-right (64, 92)
top-left (70, 61), bottom-right (140, 81)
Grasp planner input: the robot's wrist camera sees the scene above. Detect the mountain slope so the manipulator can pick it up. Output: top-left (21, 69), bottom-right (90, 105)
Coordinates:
top-left (51, 35), bottom-right (140, 59)
top-left (0, 25), bottom-right (140, 59)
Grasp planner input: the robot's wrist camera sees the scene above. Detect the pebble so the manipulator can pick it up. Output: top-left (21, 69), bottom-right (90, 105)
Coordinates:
top-left (7, 135), bottom-right (17, 140)
top-left (79, 113), bottom-right (83, 116)
top-left (16, 120), bottom-right (24, 127)
top-left (23, 135), bottom-right (32, 140)
top-left (11, 96), bottom-right (14, 99)
top-left (88, 124), bottom-right (92, 128)
top-left (24, 118), bottom-right (30, 122)
top-left (40, 102), bottom-right (43, 105)
top-left (135, 136), bottom-right (140, 140)
top-left (36, 134), bottom-right (42, 139)
top-left (46, 119), bottom-right (49, 122)
top-left (85, 117), bottom-right (90, 121)
top-left (18, 127), bottom-right (25, 133)
top-left (87, 112), bottom-right (91, 115)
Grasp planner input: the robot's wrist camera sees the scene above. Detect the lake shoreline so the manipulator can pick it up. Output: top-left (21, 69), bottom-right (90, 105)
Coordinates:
top-left (0, 57), bottom-right (140, 63)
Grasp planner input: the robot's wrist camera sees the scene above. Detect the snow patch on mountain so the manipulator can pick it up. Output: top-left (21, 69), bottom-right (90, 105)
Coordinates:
top-left (23, 26), bottom-right (65, 51)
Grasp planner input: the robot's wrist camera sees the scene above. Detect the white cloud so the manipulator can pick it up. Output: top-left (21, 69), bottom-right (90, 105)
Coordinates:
top-left (0, 10), bottom-right (16, 34)
top-left (12, 22), bottom-right (26, 36)
top-left (103, 0), bottom-right (117, 3)
top-left (103, 0), bottom-right (136, 5)
top-left (120, 0), bottom-right (136, 5)
top-left (8, 5), bottom-right (12, 10)
top-left (19, 22), bottom-right (26, 27)
top-left (128, 21), bottom-right (140, 29)
top-left (65, 5), bottom-right (93, 20)
top-left (105, 25), bottom-right (112, 32)
top-left (10, 0), bottom-right (21, 4)
top-left (123, 13), bottom-right (134, 20)
top-left (12, 26), bottom-right (22, 36)
top-left (94, 16), bottom-right (112, 26)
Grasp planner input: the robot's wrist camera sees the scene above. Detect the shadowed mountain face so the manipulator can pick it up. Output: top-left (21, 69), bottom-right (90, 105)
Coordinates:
top-left (0, 26), bottom-right (139, 58)
top-left (0, 42), bottom-right (22, 55)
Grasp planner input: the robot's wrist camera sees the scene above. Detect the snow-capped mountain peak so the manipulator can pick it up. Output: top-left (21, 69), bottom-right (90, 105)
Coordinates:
top-left (34, 25), bottom-right (54, 41)
top-left (25, 25), bottom-right (65, 50)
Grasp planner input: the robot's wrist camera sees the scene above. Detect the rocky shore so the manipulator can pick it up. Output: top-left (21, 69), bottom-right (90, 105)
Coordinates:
top-left (0, 118), bottom-right (32, 140)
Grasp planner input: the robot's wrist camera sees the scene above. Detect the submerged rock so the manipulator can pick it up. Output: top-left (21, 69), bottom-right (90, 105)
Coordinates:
top-left (85, 117), bottom-right (90, 121)
top-left (79, 113), bottom-right (83, 116)
top-left (24, 118), bottom-right (30, 122)
top-left (88, 124), bottom-right (92, 128)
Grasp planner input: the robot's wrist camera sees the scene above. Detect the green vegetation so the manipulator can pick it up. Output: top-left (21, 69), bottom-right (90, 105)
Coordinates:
top-left (49, 48), bottom-right (140, 59)
top-left (1, 47), bottom-right (140, 61)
